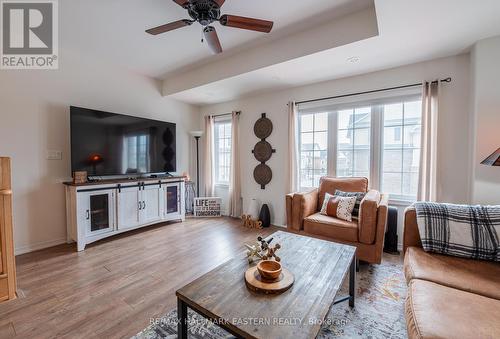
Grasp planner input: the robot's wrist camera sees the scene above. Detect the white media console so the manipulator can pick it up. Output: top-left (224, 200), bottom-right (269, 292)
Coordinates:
top-left (64, 177), bottom-right (185, 251)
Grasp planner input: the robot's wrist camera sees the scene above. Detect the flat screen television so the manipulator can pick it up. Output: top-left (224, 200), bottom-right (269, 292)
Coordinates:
top-left (70, 106), bottom-right (176, 176)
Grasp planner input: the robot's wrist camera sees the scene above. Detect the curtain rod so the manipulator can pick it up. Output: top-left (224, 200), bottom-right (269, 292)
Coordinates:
top-left (211, 111), bottom-right (241, 118)
top-left (296, 78), bottom-right (452, 106)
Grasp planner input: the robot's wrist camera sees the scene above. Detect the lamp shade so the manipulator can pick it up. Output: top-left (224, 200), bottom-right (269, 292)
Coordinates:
top-left (481, 148), bottom-right (500, 166)
top-left (190, 131), bottom-right (204, 138)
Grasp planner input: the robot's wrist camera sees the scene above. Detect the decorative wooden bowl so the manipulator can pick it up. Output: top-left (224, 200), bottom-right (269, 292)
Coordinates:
top-left (245, 265), bottom-right (294, 295)
top-left (257, 260), bottom-right (282, 280)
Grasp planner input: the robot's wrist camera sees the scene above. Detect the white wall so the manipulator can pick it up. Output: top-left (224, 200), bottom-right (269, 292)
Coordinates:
top-left (0, 48), bottom-right (201, 254)
top-left (471, 36), bottom-right (500, 204)
top-left (201, 54), bottom-right (472, 245)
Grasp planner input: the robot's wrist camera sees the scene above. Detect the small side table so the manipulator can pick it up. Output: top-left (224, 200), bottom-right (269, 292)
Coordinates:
top-left (184, 181), bottom-right (196, 215)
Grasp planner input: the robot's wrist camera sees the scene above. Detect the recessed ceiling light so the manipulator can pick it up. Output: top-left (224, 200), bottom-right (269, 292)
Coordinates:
top-left (347, 56), bottom-right (360, 63)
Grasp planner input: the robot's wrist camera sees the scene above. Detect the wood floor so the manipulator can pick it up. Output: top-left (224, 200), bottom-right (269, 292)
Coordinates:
top-left (0, 218), bottom-right (279, 339)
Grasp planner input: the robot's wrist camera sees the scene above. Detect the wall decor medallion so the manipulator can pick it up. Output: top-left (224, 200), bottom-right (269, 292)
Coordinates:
top-left (252, 113), bottom-right (276, 189)
top-left (253, 164), bottom-right (272, 189)
top-left (254, 114), bottom-right (273, 139)
top-left (253, 141), bottom-right (273, 163)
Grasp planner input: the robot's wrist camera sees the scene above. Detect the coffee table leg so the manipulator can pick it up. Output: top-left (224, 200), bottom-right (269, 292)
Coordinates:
top-left (349, 254), bottom-right (356, 307)
top-left (177, 298), bottom-right (188, 339)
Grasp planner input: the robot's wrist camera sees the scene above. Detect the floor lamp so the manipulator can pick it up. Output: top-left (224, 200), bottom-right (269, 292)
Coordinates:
top-left (190, 131), bottom-right (204, 197)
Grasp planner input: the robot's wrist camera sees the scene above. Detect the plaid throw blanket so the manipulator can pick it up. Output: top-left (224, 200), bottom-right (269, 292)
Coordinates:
top-left (414, 202), bottom-right (500, 261)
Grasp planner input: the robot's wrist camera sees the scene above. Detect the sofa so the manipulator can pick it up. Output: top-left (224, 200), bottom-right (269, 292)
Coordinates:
top-left (286, 177), bottom-right (388, 264)
top-left (403, 206), bottom-right (500, 339)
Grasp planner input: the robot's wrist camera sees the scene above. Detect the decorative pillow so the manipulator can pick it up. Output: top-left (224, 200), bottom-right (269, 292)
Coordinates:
top-left (320, 193), bottom-right (357, 222)
top-left (334, 190), bottom-right (366, 218)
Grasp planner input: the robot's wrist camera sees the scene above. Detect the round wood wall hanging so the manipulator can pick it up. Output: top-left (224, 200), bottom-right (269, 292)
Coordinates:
top-left (254, 114), bottom-right (273, 139)
top-left (252, 113), bottom-right (276, 189)
top-left (253, 164), bottom-right (272, 188)
top-left (253, 141), bottom-right (274, 163)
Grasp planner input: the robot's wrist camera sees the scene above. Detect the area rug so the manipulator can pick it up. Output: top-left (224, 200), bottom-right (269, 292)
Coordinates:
top-left (133, 255), bottom-right (407, 339)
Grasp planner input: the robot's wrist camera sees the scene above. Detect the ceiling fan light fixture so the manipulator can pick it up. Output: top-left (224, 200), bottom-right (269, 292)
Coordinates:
top-left (203, 26), bottom-right (223, 54)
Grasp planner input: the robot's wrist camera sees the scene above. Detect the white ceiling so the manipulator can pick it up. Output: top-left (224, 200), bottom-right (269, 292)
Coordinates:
top-left (60, 0), bottom-right (500, 106)
top-left (60, 0), bottom-right (367, 78)
top-left (170, 0), bottom-right (500, 105)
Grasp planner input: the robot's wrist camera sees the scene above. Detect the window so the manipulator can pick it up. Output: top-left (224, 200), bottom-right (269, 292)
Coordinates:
top-left (382, 101), bottom-right (422, 199)
top-left (214, 119), bottom-right (232, 185)
top-left (337, 107), bottom-right (371, 179)
top-left (299, 113), bottom-right (328, 188)
top-left (298, 93), bottom-right (422, 201)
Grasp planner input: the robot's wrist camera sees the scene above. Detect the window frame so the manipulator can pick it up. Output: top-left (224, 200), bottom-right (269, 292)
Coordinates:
top-left (213, 117), bottom-right (232, 186)
top-left (297, 92), bottom-right (422, 202)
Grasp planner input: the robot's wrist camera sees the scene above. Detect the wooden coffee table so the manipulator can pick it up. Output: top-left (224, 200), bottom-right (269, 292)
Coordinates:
top-left (176, 231), bottom-right (357, 339)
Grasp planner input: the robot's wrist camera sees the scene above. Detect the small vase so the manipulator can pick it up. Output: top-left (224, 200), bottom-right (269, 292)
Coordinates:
top-left (259, 204), bottom-right (271, 228)
top-left (247, 199), bottom-right (260, 220)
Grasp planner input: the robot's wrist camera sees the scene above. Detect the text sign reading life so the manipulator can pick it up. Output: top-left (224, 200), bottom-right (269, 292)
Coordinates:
top-left (194, 198), bottom-right (222, 217)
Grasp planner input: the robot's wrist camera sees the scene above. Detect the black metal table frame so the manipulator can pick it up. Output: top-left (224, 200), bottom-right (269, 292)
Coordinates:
top-left (176, 254), bottom-right (356, 339)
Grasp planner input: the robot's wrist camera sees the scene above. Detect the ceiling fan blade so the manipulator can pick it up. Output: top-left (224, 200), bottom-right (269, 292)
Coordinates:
top-left (203, 26), bottom-right (223, 54)
top-left (220, 15), bottom-right (273, 33)
top-left (172, 0), bottom-right (189, 8)
top-left (146, 19), bottom-right (192, 35)
top-left (214, 0), bottom-right (225, 7)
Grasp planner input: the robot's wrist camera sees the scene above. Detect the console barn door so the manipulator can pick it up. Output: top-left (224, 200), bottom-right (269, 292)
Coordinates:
top-left (117, 186), bottom-right (141, 230)
top-left (141, 184), bottom-right (163, 224)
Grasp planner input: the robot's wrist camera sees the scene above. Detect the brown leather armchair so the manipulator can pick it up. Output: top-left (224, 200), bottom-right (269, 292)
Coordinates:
top-left (286, 177), bottom-right (389, 264)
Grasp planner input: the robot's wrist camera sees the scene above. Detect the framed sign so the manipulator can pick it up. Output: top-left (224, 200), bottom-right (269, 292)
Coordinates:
top-left (194, 197), bottom-right (222, 217)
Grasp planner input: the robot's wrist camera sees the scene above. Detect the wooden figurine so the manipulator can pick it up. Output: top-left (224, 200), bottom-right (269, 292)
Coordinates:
top-left (245, 236), bottom-right (275, 263)
top-left (242, 214), bottom-right (252, 227)
top-left (241, 215), bottom-right (263, 229)
top-left (244, 241), bottom-right (263, 263)
top-left (257, 236), bottom-right (273, 251)
top-left (262, 243), bottom-right (281, 262)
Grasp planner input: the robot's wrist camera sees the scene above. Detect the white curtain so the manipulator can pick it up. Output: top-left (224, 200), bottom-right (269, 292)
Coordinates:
top-left (203, 115), bottom-right (214, 197)
top-left (228, 111), bottom-right (242, 217)
top-left (418, 81), bottom-right (440, 201)
top-left (286, 101), bottom-right (299, 193)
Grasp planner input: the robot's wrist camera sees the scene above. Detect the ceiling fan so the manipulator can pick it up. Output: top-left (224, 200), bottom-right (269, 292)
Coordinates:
top-left (146, 0), bottom-right (274, 54)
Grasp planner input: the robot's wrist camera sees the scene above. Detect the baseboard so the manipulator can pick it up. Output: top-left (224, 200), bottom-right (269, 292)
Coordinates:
top-left (15, 237), bottom-right (67, 256)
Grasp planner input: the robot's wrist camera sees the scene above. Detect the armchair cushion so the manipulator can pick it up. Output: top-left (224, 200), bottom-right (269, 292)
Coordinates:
top-left (304, 213), bottom-right (359, 242)
top-left (358, 190), bottom-right (381, 245)
top-left (318, 177), bottom-right (368, 210)
top-left (334, 190), bottom-right (366, 218)
top-left (320, 193), bottom-right (357, 222)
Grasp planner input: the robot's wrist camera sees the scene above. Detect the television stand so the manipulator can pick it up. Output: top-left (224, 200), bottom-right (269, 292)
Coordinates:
top-left (64, 176), bottom-right (186, 251)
